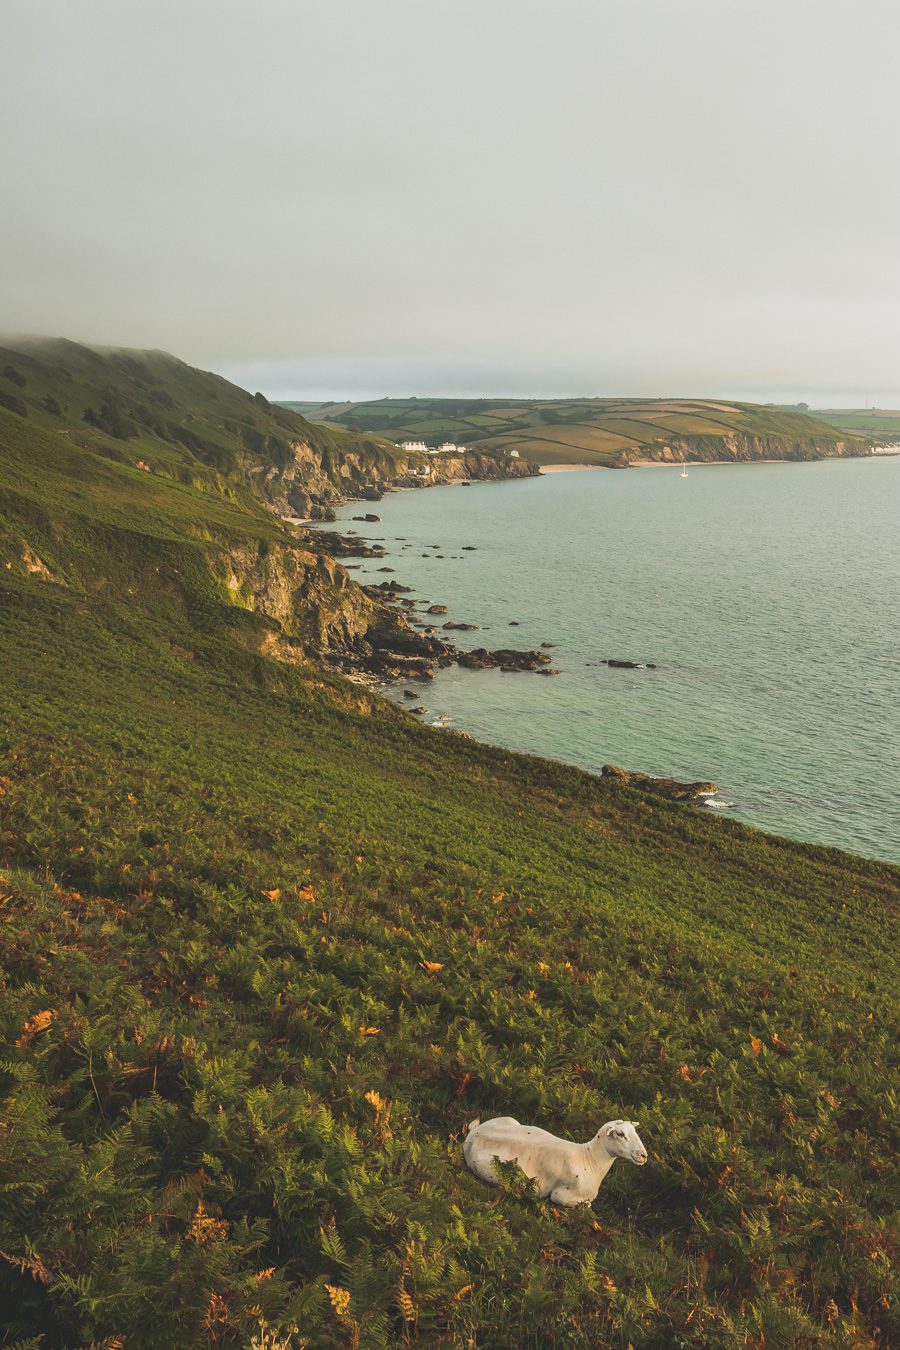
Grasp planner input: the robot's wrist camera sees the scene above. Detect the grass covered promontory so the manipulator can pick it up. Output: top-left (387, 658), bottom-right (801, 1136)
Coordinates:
top-left (281, 396), bottom-right (870, 468)
top-left (0, 350), bottom-right (898, 1348)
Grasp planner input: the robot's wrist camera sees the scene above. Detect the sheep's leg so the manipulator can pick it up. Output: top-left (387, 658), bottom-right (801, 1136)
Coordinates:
top-left (548, 1183), bottom-right (590, 1207)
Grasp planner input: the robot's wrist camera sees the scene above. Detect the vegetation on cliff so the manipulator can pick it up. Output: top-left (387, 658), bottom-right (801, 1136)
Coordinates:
top-left (283, 396), bottom-right (870, 468)
top-left (0, 340), bottom-right (532, 523)
top-left (0, 353), bottom-right (897, 1349)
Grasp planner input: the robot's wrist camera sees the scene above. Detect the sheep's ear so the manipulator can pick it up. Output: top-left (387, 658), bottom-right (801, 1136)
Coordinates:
top-left (629, 1121), bottom-right (640, 1128)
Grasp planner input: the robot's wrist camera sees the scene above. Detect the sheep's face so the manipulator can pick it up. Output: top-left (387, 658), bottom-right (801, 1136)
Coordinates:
top-left (601, 1120), bottom-right (647, 1165)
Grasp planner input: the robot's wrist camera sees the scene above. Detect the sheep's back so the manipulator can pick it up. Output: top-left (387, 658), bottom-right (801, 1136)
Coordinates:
top-left (464, 1119), bottom-right (572, 1179)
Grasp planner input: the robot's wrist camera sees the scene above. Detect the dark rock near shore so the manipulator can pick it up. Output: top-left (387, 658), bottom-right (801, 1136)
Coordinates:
top-left (443, 621), bottom-right (478, 631)
top-left (457, 648), bottom-right (553, 672)
top-left (312, 532), bottom-right (387, 559)
top-left (601, 764), bottom-right (717, 802)
top-left (427, 604), bottom-right (448, 614)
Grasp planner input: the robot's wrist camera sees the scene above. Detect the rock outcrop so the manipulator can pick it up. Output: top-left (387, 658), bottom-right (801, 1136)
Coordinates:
top-left (457, 648), bottom-right (554, 672)
top-left (601, 764), bottom-right (717, 801)
top-left (217, 539), bottom-right (453, 678)
top-left (256, 438), bottom-right (537, 522)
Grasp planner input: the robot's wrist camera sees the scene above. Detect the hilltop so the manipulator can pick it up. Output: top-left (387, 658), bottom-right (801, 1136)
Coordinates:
top-left (0, 344), bottom-right (897, 1348)
top-left (0, 339), bottom-right (534, 522)
top-left (280, 396), bottom-right (870, 467)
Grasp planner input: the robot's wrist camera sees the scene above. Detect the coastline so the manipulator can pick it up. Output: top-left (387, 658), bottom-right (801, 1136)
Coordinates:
top-left (539, 462), bottom-right (606, 474)
top-left (630, 457), bottom-right (785, 468)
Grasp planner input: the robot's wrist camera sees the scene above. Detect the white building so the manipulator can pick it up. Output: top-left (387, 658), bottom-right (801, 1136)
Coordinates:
top-left (400, 440), bottom-right (429, 454)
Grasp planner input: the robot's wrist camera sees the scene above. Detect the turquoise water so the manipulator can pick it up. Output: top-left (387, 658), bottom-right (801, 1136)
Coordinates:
top-left (323, 458), bottom-right (900, 863)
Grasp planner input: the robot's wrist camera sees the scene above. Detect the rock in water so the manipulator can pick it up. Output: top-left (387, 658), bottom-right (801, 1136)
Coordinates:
top-left (601, 764), bottom-right (717, 802)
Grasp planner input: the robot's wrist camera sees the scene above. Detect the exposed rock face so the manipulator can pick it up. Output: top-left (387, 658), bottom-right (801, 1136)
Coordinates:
top-left (217, 540), bottom-right (452, 678)
top-left (230, 428), bottom-right (541, 682)
top-left (601, 764), bottom-right (717, 801)
top-left (255, 437), bottom-right (537, 521)
top-left (624, 431), bottom-right (857, 468)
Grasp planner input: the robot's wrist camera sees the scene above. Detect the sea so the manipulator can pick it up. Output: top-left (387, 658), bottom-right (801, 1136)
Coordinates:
top-left (318, 456), bottom-right (900, 864)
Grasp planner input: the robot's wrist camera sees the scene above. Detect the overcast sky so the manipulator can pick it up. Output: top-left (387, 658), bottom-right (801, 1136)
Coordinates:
top-left (2, 0), bottom-right (900, 402)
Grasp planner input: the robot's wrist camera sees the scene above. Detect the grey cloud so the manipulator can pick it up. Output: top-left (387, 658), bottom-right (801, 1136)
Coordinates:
top-left (2, 0), bottom-right (899, 401)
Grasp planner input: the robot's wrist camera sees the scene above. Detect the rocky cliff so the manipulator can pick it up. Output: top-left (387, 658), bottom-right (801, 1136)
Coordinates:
top-left (254, 440), bottom-right (537, 521)
top-left (216, 538), bottom-right (453, 678)
top-left (624, 431), bottom-right (858, 467)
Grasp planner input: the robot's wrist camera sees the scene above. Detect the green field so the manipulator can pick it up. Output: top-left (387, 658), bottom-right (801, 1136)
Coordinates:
top-left (281, 396), bottom-right (870, 467)
top-left (813, 408), bottom-right (900, 439)
top-left (1, 345), bottom-right (897, 1348)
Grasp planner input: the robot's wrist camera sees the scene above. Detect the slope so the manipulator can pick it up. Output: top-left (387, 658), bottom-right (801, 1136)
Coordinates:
top-left (0, 389), bottom-right (897, 1349)
top-left (0, 340), bottom-right (532, 522)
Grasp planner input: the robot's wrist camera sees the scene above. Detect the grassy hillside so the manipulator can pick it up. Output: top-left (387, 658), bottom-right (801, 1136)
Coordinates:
top-left (281, 397), bottom-right (869, 467)
top-left (0, 373), bottom-right (898, 1348)
top-left (0, 338), bottom-right (405, 485)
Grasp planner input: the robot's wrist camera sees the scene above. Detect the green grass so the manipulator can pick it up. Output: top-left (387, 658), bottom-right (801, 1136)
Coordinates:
top-left (0, 357), bottom-right (897, 1348)
top-left (283, 396), bottom-right (871, 467)
top-left (0, 338), bottom-right (405, 498)
top-left (813, 409), bottom-right (900, 438)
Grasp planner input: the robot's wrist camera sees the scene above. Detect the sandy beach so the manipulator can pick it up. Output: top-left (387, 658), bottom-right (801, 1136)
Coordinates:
top-left (539, 462), bottom-right (605, 473)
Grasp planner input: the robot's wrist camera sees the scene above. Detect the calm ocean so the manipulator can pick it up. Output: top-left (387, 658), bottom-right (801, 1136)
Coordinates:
top-left (321, 457), bottom-right (900, 863)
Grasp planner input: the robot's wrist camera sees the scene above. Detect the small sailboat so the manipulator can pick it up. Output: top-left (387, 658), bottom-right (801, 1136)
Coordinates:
top-left (680, 458), bottom-right (688, 478)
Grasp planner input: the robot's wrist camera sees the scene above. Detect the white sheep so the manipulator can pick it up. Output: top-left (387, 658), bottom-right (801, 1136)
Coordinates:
top-left (463, 1116), bottom-right (647, 1206)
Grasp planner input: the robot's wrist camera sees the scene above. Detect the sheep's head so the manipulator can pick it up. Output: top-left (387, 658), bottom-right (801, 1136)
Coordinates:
top-left (599, 1120), bottom-right (647, 1165)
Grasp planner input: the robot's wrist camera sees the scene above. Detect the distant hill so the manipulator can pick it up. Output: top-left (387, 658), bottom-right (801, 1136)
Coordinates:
top-left (280, 395), bottom-right (870, 466)
top-left (812, 407), bottom-right (900, 440)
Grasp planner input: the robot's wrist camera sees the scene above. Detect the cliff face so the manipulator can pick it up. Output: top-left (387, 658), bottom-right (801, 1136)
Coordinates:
top-left (215, 538), bottom-right (449, 676)
top-left (254, 440), bottom-right (537, 520)
top-left (625, 431), bottom-right (858, 466)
